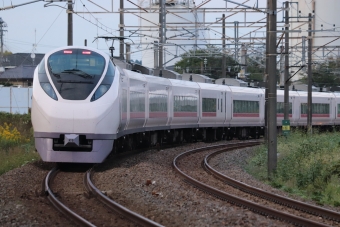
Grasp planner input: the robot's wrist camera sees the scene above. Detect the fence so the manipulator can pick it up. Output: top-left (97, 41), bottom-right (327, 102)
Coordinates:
top-left (0, 87), bottom-right (33, 114)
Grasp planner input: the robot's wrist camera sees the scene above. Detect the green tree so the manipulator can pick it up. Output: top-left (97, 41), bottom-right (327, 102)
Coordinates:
top-left (301, 56), bottom-right (340, 87)
top-left (247, 57), bottom-right (266, 82)
top-left (3, 51), bottom-right (12, 56)
top-left (174, 45), bottom-right (238, 79)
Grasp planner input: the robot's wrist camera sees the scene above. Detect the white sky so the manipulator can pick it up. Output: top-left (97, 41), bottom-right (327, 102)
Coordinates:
top-left (0, 0), bottom-right (284, 61)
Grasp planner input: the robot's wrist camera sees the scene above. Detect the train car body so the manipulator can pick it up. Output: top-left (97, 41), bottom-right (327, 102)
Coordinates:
top-left (32, 46), bottom-right (340, 163)
top-left (32, 46), bottom-right (120, 163)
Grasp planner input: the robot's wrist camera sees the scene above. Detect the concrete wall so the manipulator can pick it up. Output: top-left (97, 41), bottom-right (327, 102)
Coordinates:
top-left (0, 87), bottom-right (32, 114)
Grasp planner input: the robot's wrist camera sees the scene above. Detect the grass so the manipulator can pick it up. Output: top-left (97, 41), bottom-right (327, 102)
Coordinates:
top-left (0, 112), bottom-right (40, 176)
top-left (246, 129), bottom-right (340, 207)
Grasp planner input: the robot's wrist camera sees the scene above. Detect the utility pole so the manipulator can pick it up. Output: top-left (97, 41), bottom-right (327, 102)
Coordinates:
top-left (159, 0), bottom-right (166, 71)
top-left (222, 14), bottom-right (226, 78)
top-left (284, 1), bottom-right (289, 120)
top-left (119, 0), bottom-right (124, 60)
top-left (0, 17), bottom-right (7, 69)
top-left (307, 13), bottom-right (312, 133)
top-left (264, 9), bottom-right (269, 143)
top-left (67, 0), bottom-right (73, 46)
top-left (302, 36), bottom-right (306, 72)
top-left (267, 0), bottom-right (277, 178)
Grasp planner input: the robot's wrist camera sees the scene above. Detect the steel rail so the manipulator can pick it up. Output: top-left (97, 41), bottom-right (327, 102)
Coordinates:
top-left (44, 167), bottom-right (96, 227)
top-left (173, 142), bottom-right (331, 227)
top-left (204, 149), bottom-right (340, 222)
top-left (85, 168), bottom-right (164, 227)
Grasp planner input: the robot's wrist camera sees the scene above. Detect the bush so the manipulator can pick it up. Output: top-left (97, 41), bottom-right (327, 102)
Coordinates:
top-left (0, 112), bottom-right (39, 175)
top-left (246, 130), bottom-right (340, 206)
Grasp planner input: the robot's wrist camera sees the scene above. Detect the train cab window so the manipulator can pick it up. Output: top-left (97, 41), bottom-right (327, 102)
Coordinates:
top-left (233, 100), bottom-right (259, 113)
top-left (174, 95), bottom-right (197, 112)
top-left (277, 102), bottom-right (292, 114)
top-left (47, 48), bottom-right (106, 100)
top-left (202, 98), bottom-right (216, 113)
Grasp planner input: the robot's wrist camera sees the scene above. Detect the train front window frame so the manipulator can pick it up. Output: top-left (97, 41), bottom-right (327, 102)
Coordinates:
top-left (47, 48), bottom-right (106, 100)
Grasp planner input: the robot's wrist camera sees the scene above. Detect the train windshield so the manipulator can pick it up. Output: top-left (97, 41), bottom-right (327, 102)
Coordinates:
top-left (47, 49), bottom-right (106, 100)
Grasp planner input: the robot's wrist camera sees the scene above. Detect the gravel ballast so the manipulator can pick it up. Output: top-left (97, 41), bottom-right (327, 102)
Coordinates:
top-left (1, 141), bottom-right (339, 226)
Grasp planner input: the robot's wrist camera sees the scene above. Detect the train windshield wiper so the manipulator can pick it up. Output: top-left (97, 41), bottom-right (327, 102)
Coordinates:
top-left (57, 80), bottom-right (93, 84)
top-left (61, 69), bottom-right (94, 79)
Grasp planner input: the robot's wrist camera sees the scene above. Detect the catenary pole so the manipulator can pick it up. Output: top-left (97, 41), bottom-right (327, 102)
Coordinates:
top-left (284, 1), bottom-right (289, 120)
top-left (120, 0), bottom-right (124, 60)
top-left (159, 0), bottom-right (166, 71)
top-left (267, 0), bottom-right (277, 178)
top-left (222, 14), bottom-right (226, 78)
top-left (264, 7), bottom-right (269, 142)
top-left (67, 0), bottom-right (73, 46)
top-left (307, 13), bottom-right (312, 133)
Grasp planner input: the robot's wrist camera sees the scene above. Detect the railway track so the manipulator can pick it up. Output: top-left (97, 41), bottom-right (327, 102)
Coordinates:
top-left (173, 141), bottom-right (340, 227)
top-left (44, 166), bottom-right (163, 227)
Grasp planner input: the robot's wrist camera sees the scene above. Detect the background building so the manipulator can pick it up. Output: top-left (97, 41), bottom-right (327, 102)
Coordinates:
top-left (289, 0), bottom-right (340, 81)
top-left (138, 0), bottom-right (208, 69)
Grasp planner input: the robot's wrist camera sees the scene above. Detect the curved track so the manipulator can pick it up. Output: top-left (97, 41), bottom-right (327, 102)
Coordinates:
top-left (44, 167), bottom-right (95, 227)
top-left (173, 141), bottom-right (337, 227)
top-left (204, 147), bottom-right (340, 222)
top-left (44, 166), bottom-right (163, 227)
top-left (85, 167), bottom-right (164, 227)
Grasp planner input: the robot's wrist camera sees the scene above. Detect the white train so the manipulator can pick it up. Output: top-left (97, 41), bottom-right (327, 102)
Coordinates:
top-left (31, 46), bottom-right (340, 163)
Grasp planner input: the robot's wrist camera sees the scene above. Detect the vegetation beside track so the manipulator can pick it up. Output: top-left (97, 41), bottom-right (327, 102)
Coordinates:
top-left (246, 130), bottom-right (340, 207)
top-left (0, 112), bottom-right (39, 176)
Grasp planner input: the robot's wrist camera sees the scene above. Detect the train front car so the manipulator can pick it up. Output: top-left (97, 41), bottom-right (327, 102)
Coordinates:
top-left (31, 46), bottom-right (120, 163)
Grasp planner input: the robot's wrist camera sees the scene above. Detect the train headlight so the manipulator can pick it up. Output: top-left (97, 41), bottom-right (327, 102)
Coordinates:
top-left (91, 84), bottom-right (111, 102)
top-left (40, 82), bottom-right (58, 100)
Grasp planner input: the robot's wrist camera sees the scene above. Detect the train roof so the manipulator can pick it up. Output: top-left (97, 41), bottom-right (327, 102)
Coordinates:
top-left (144, 74), bottom-right (172, 86)
top-left (227, 86), bottom-right (264, 95)
top-left (295, 90), bottom-right (336, 98)
top-left (168, 78), bottom-right (200, 89)
top-left (197, 82), bottom-right (231, 92)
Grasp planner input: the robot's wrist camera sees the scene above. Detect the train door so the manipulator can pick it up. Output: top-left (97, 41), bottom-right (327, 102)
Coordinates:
top-left (118, 68), bottom-right (129, 133)
top-left (144, 75), bottom-right (172, 129)
top-left (333, 93), bottom-right (340, 126)
top-left (126, 75), bottom-right (147, 132)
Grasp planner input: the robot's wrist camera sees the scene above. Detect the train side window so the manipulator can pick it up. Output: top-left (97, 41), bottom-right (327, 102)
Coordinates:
top-left (233, 100), bottom-right (259, 113)
top-left (174, 95), bottom-right (197, 112)
top-left (277, 102), bottom-right (292, 114)
top-left (301, 103), bottom-right (329, 115)
top-left (149, 93), bottom-right (167, 112)
top-left (202, 98), bottom-right (216, 113)
top-left (130, 91), bottom-right (145, 112)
